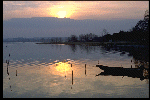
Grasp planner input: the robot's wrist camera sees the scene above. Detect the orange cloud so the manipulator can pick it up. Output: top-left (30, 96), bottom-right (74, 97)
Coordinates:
top-left (3, 1), bottom-right (149, 20)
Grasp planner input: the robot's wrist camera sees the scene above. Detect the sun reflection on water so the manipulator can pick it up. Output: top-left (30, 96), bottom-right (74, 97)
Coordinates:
top-left (55, 62), bottom-right (71, 73)
top-left (49, 60), bottom-right (72, 77)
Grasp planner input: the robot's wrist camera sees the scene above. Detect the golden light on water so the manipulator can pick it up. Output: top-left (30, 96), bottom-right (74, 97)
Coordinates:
top-left (49, 61), bottom-right (72, 77)
top-left (55, 62), bottom-right (70, 73)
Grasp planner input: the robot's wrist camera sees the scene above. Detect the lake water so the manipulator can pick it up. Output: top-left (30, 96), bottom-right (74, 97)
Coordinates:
top-left (3, 42), bottom-right (149, 98)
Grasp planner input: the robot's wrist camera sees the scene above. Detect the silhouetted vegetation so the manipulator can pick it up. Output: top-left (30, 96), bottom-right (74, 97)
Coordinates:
top-left (110, 10), bottom-right (149, 45)
top-left (67, 10), bottom-right (149, 45)
top-left (68, 35), bottom-right (78, 42)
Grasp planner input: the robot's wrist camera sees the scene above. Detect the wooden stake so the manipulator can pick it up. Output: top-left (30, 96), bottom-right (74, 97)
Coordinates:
top-left (8, 60), bottom-right (9, 65)
top-left (16, 70), bottom-right (17, 76)
top-left (72, 70), bottom-right (73, 85)
top-left (85, 64), bottom-right (86, 75)
top-left (7, 64), bottom-right (9, 75)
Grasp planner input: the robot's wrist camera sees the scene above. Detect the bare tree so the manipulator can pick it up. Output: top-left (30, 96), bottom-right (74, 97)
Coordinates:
top-left (101, 29), bottom-right (109, 37)
top-left (68, 35), bottom-right (78, 42)
top-left (144, 10), bottom-right (149, 20)
top-left (59, 37), bottom-right (62, 43)
top-left (71, 35), bottom-right (78, 42)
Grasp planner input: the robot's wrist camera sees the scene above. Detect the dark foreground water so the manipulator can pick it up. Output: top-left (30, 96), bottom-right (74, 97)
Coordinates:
top-left (3, 42), bottom-right (149, 98)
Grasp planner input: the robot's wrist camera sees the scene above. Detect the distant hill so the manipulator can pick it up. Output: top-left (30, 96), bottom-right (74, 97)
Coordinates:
top-left (3, 17), bottom-right (140, 38)
top-left (3, 37), bottom-right (68, 42)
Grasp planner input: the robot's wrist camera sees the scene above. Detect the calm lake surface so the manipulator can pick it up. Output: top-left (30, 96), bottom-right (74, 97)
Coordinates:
top-left (3, 42), bottom-right (149, 98)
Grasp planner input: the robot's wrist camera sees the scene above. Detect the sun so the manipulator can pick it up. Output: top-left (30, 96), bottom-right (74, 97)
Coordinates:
top-left (57, 11), bottom-right (67, 18)
top-left (47, 4), bottom-right (76, 18)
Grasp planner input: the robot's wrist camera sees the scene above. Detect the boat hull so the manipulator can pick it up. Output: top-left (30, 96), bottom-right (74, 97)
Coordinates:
top-left (95, 65), bottom-right (148, 80)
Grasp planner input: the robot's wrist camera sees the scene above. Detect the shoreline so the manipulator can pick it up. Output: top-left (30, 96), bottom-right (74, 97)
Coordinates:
top-left (35, 42), bottom-right (148, 47)
top-left (35, 42), bottom-right (103, 46)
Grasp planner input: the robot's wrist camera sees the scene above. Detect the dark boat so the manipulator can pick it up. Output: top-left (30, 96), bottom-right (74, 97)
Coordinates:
top-left (96, 65), bottom-right (149, 81)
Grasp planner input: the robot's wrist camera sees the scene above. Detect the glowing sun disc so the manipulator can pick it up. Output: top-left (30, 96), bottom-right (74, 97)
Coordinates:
top-left (57, 11), bottom-right (67, 18)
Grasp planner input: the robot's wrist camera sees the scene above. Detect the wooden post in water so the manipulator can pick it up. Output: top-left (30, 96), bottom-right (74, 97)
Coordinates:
top-left (16, 70), bottom-right (17, 76)
top-left (7, 64), bottom-right (9, 75)
top-left (71, 65), bottom-right (73, 89)
top-left (131, 59), bottom-right (132, 68)
top-left (8, 60), bottom-right (9, 65)
top-left (85, 64), bottom-right (86, 75)
top-left (72, 70), bottom-right (73, 85)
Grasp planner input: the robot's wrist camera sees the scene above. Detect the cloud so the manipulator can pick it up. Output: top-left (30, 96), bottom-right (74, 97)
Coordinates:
top-left (3, 1), bottom-right (149, 20)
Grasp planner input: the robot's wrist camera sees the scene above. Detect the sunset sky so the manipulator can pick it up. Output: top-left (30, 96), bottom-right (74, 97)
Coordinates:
top-left (3, 1), bottom-right (149, 20)
top-left (3, 1), bottom-right (149, 38)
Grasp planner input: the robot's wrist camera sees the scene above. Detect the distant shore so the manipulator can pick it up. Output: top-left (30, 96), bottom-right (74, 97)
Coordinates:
top-left (35, 41), bottom-right (148, 47)
top-left (35, 42), bottom-right (106, 46)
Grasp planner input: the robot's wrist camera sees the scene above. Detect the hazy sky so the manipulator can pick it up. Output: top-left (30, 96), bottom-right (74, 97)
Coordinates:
top-left (3, 1), bottom-right (149, 38)
top-left (3, 1), bottom-right (149, 20)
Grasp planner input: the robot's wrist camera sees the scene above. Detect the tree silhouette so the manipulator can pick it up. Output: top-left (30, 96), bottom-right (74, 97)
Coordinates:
top-left (69, 35), bottom-right (78, 42)
top-left (101, 29), bottom-right (109, 37)
top-left (132, 10), bottom-right (149, 32)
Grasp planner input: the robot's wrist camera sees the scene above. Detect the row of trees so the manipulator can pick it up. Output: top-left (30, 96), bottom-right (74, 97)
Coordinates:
top-left (40, 37), bottom-right (63, 43)
top-left (68, 10), bottom-right (149, 45)
top-left (68, 28), bottom-right (109, 42)
top-left (67, 33), bottom-right (99, 42)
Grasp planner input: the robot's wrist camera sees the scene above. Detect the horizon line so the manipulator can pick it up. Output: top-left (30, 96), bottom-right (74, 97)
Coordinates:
top-left (3, 16), bottom-right (142, 21)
